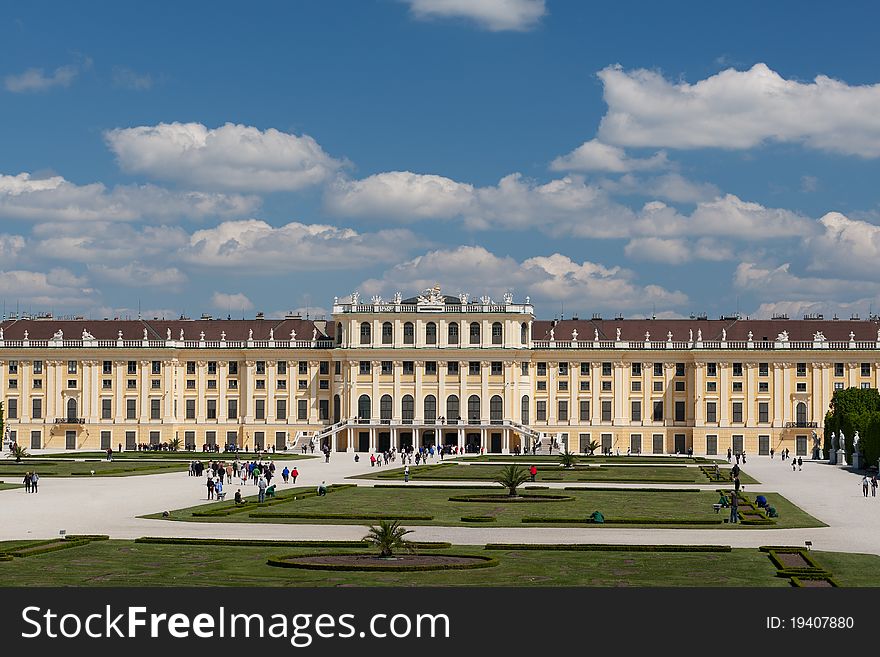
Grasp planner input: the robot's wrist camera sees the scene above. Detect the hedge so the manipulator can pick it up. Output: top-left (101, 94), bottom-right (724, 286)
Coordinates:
top-left (520, 517), bottom-right (723, 525)
top-left (0, 554), bottom-right (11, 561)
top-left (790, 576), bottom-right (839, 587)
top-left (484, 543), bottom-right (732, 552)
top-left (266, 553), bottom-right (498, 572)
top-left (447, 494), bottom-right (573, 503)
top-left (461, 516), bottom-right (497, 522)
top-left (247, 512), bottom-right (434, 521)
top-left (8, 540), bottom-right (91, 558)
top-left (766, 549), bottom-right (823, 571)
top-left (64, 534), bottom-right (109, 541)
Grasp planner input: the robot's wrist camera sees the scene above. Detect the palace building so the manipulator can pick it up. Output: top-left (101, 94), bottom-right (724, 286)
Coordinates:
top-left (1, 286), bottom-right (877, 457)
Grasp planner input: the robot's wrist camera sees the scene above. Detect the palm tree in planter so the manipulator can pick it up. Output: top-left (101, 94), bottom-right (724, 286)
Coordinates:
top-left (585, 440), bottom-right (600, 457)
top-left (364, 519), bottom-right (413, 558)
top-left (495, 464), bottom-right (530, 497)
top-left (7, 444), bottom-right (28, 463)
top-left (559, 448), bottom-right (578, 468)
top-left (168, 437), bottom-right (182, 452)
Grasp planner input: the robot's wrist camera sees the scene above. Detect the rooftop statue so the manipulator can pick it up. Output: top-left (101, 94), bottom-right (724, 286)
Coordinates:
top-left (166, 328), bottom-right (171, 340)
top-left (616, 327), bottom-right (621, 341)
top-left (82, 329), bottom-right (95, 340)
top-left (814, 331), bottom-right (826, 342)
top-left (776, 330), bottom-right (789, 342)
top-left (53, 329), bottom-right (63, 340)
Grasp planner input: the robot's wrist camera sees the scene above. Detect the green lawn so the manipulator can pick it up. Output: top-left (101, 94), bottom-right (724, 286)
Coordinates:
top-left (0, 482), bottom-right (21, 491)
top-left (0, 539), bottom-right (811, 587)
top-left (151, 484), bottom-right (823, 529)
top-left (357, 462), bottom-right (759, 485)
top-left (0, 459), bottom-right (187, 477)
top-left (27, 451), bottom-right (316, 461)
top-left (458, 455), bottom-right (724, 464)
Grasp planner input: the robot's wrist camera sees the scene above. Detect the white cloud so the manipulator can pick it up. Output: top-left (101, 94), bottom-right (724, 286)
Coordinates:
top-left (181, 219), bottom-right (419, 270)
top-left (624, 237), bottom-right (735, 265)
top-left (0, 172), bottom-right (259, 222)
top-left (600, 172), bottom-right (719, 203)
top-left (0, 268), bottom-right (96, 307)
top-left (4, 64), bottom-right (79, 92)
top-left (551, 139), bottom-right (668, 173)
top-left (105, 122), bottom-right (344, 192)
top-left (211, 292), bottom-right (253, 312)
top-left (88, 262), bottom-right (187, 288)
top-left (805, 212), bottom-right (880, 279)
top-left (402, 0), bottom-right (546, 31)
top-left (326, 171), bottom-right (474, 221)
top-left (0, 234), bottom-right (26, 260)
top-left (734, 261), bottom-right (875, 299)
top-left (32, 223), bottom-right (189, 263)
top-left (800, 175), bottom-right (818, 193)
top-left (750, 299), bottom-right (880, 321)
top-left (112, 66), bottom-right (153, 90)
top-left (597, 63), bottom-right (880, 157)
top-left (360, 245), bottom-right (687, 311)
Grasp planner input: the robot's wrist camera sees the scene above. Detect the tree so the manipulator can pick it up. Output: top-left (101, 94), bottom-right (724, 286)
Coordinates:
top-left (363, 519), bottom-right (413, 558)
top-left (495, 464), bottom-right (530, 497)
top-left (825, 387), bottom-right (880, 463)
top-left (559, 448), bottom-right (578, 468)
top-left (169, 437), bottom-right (181, 452)
top-left (7, 444), bottom-right (28, 463)
top-left (586, 440), bottom-right (600, 456)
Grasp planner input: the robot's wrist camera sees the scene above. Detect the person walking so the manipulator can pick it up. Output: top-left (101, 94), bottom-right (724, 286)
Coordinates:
top-left (282, 466), bottom-right (290, 484)
top-left (726, 448), bottom-right (732, 463)
top-left (257, 475), bottom-right (267, 503)
top-left (529, 464), bottom-right (538, 482)
top-left (733, 476), bottom-right (741, 493)
top-left (862, 475), bottom-right (870, 498)
top-left (206, 476), bottom-right (215, 500)
top-left (31, 471), bottom-right (39, 493)
top-left (729, 492), bottom-right (739, 524)
top-left (770, 448), bottom-right (775, 459)
top-left (871, 475), bottom-right (877, 497)
top-left (404, 465), bottom-right (410, 483)
top-left (291, 467), bottom-right (299, 484)
top-left (797, 456), bottom-right (803, 471)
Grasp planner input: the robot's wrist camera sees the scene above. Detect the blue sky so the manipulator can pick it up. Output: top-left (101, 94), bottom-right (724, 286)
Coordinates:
top-left (2, 0), bottom-right (880, 321)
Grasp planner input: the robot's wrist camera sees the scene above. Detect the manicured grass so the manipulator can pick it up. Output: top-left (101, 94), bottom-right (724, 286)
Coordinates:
top-left (0, 459), bottom-right (187, 477)
top-left (27, 451), bottom-right (316, 461)
top-left (458, 455), bottom-right (724, 464)
top-left (0, 540), bottom-right (809, 587)
top-left (152, 484), bottom-right (824, 529)
top-left (356, 462), bottom-right (758, 485)
top-left (809, 551), bottom-right (880, 587)
top-left (0, 482), bottom-right (21, 491)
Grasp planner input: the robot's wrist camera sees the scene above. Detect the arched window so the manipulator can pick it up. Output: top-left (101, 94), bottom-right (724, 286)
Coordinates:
top-left (426, 322), bottom-right (437, 345)
top-left (402, 395), bottom-right (414, 424)
top-left (403, 322), bottom-right (414, 345)
top-left (521, 322), bottom-right (528, 345)
top-left (357, 395), bottom-right (371, 422)
top-left (333, 395), bottom-right (341, 423)
top-left (380, 395), bottom-right (392, 424)
top-left (490, 395), bottom-right (503, 424)
top-left (381, 322), bottom-right (393, 345)
top-left (796, 402), bottom-right (807, 425)
top-left (491, 322), bottom-right (503, 345)
top-left (469, 322), bottom-right (481, 345)
top-left (447, 395), bottom-right (460, 423)
top-left (521, 395), bottom-right (530, 425)
top-left (67, 397), bottom-right (78, 421)
top-left (448, 322), bottom-right (459, 345)
top-left (359, 322), bottom-right (371, 345)
top-left (467, 395), bottom-right (481, 424)
top-left (336, 323), bottom-right (343, 345)
top-left (424, 395), bottom-right (437, 423)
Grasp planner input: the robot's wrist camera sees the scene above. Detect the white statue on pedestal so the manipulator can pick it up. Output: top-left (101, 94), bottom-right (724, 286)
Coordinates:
top-left (814, 331), bottom-right (826, 342)
top-left (118, 330), bottom-right (123, 339)
top-left (747, 331), bottom-right (753, 341)
top-left (221, 331), bottom-right (226, 341)
top-left (594, 328), bottom-right (599, 341)
top-left (571, 329), bottom-right (578, 341)
top-left (616, 327), bottom-right (621, 341)
top-left (23, 330), bottom-right (28, 340)
top-left (697, 329), bottom-right (702, 342)
top-left (830, 431), bottom-right (837, 452)
top-left (166, 328), bottom-right (171, 340)
top-left (667, 331), bottom-right (673, 341)
top-left (549, 327), bottom-right (555, 341)
top-left (143, 328), bottom-right (148, 340)
top-left (645, 330), bottom-right (650, 342)
top-left (248, 329), bottom-right (253, 340)
top-left (199, 331), bottom-right (205, 341)
top-left (82, 329), bottom-right (95, 340)
top-left (312, 327), bottom-right (317, 341)
top-left (850, 331), bottom-right (856, 341)
top-left (179, 329), bottom-right (184, 341)
top-left (776, 330), bottom-right (789, 342)
top-left (689, 329), bottom-right (693, 342)
top-left (53, 329), bottom-right (63, 340)
top-left (269, 328), bottom-right (274, 340)
top-left (290, 329), bottom-right (297, 341)
top-left (839, 430), bottom-right (846, 452)
top-left (853, 431), bottom-right (861, 452)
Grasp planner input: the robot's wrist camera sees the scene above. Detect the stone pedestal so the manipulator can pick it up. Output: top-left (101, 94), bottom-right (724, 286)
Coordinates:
top-left (828, 450), bottom-right (837, 465)
top-left (817, 449), bottom-right (825, 460)
top-left (851, 452), bottom-right (862, 470)
top-left (837, 449), bottom-right (848, 467)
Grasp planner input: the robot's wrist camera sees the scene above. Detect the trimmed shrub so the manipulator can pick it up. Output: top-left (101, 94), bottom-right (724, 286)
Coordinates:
top-left (461, 516), bottom-right (496, 522)
top-left (448, 493), bottom-right (573, 503)
top-left (520, 517), bottom-right (722, 525)
top-left (64, 534), bottom-right (109, 541)
top-left (9, 540), bottom-right (91, 558)
top-left (484, 543), bottom-right (731, 552)
top-left (790, 576), bottom-right (839, 587)
top-left (266, 553), bottom-right (498, 572)
top-left (0, 554), bottom-right (11, 561)
top-left (247, 512), bottom-right (434, 521)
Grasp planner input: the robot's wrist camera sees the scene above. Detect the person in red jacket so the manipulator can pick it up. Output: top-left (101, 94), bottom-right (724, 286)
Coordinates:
top-left (529, 464), bottom-right (538, 482)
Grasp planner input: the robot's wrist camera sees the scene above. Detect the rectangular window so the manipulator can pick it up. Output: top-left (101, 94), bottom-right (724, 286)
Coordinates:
top-left (469, 362), bottom-right (480, 376)
top-left (402, 361), bottom-right (414, 375)
top-left (67, 360), bottom-right (77, 374)
top-left (862, 363), bottom-right (871, 377)
top-left (653, 363), bottom-right (663, 377)
top-left (297, 379), bottom-right (307, 390)
top-left (334, 361), bottom-right (341, 376)
top-left (862, 382), bottom-right (872, 389)
top-left (33, 379), bottom-right (42, 389)
top-left (706, 402), bottom-right (717, 423)
top-left (206, 399), bottom-right (216, 420)
top-left (732, 362), bottom-right (742, 376)
top-left (229, 361), bottom-right (238, 375)
top-left (631, 380), bottom-right (641, 392)
top-left (207, 380), bottom-right (218, 390)
top-left (601, 400), bottom-right (612, 422)
top-left (732, 402), bottom-right (743, 423)
top-left (558, 380), bottom-right (568, 391)
top-left (227, 399), bottom-right (238, 420)
top-left (254, 398), bottom-right (265, 421)
top-left (102, 379), bottom-right (112, 390)
top-left (67, 379), bottom-right (77, 389)
top-left (297, 399), bottom-right (308, 420)
top-left (797, 363), bottom-right (807, 376)
top-left (32, 360), bottom-right (43, 375)
top-left (207, 361), bottom-right (217, 375)
top-left (185, 399), bottom-right (196, 420)
top-left (126, 399), bottom-right (137, 420)
top-left (150, 398), bottom-right (161, 420)
top-left (425, 361), bottom-right (437, 375)
top-left (32, 398), bottom-right (42, 420)
top-left (601, 380), bottom-right (612, 392)
top-left (706, 435), bottom-right (718, 456)
top-left (491, 361), bottom-right (502, 376)
top-left (676, 363), bottom-right (685, 377)
top-left (276, 379), bottom-right (286, 390)
top-left (522, 362), bottom-right (529, 376)
top-left (602, 362), bottom-right (612, 376)
top-left (706, 381), bottom-right (717, 392)
top-left (653, 401), bottom-right (663, 421)
top-left (128, 360), bottom-right (137, 375)
top-left (187, 361), bottom-right (196, 375)
top-left (834, 382), bottom-right (844, 390)
top-left (758, 402), bottom-right (769, 423)
top-left (448, 361), bottom-right (459, 375)
top-left (537, 380), bottom-right (547, 391)
top-left (653, 381), bottom-right (663, 392)
top-left (102, 361), bottom-right (112, 375)
top-left (299, 361), bottom-right (308, 375)
top-left (674, 381), bottom-right (685, 392)
top-left (558, 400), bottom-right (568, 421)
top-left (580, 380), bottom-right (590, 391)
top-left (631, 363), bottom-right (641, 376)
top-left (537, 362), bottom-right (547, 376)
top-left (102, 398), bottom-right (112, 419)
top-left (674, 401), bottom-right (685, 422)
top-left (151, 379), bottom-right (161, 389)
top-left (579, 400), bottom-right (590, 422)
top-left (835, 363), bottom-right (844, 377)
top-left (631, 400), bottom-right (642, 422)
top-left (759, 381), bottom-right (769, 393)
top-left (277, 399), bottom-right (287, 420)
top-left (7, 361), bottom-right (17, 374)
top-left (536, 401), bottom-right (547, 421)
top-left (581, 362), bottom-right (590, 376)
top-left (359, 361), bottom-right (371, 375)
top-left (732, 381), bottom-right (743, 392)
top-left (186, 379), bottom-right (195, 390)
top-left (319, 399), bottom-right (329, 420)
top-left (559, 362), bottom-right (568, 376)
top-left (319, 379), bottom-right (329, 390)
top-left (228, 379), bottom-right (238, 389)
top-left (277, 361), bottom-right (287, 375)
top-left (256, 361), bottom-right (266, 375)
top-left (706, 362), bottom-right (717, 377)
top-left (151, 361), bottom-right (161, 375)
top-left (380, 361), bottom-right (392, 375)
top-left (797, 382), bottom-right (808, 392)
top-left (759, 363), bottom-right (768, 376)
top-left (630, 434), bottom-right (642, 454)
top-left (7, 398), bottom-right (17, 420)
